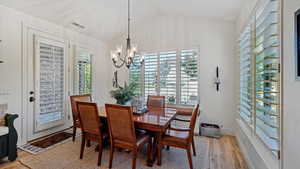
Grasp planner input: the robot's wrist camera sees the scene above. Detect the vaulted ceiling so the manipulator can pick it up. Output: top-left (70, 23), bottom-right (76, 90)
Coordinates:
top-left (0, 0), bottom-right (245, 41)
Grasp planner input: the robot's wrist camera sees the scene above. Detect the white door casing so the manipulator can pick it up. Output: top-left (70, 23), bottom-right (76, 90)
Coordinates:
top-left (23, 25), bottom-right (71, 142)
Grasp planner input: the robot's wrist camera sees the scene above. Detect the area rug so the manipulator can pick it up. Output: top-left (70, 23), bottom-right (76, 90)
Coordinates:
top-left (18, 136), bottom-right (212, 169)
top-left (19, 132), bottom-right (74, 155)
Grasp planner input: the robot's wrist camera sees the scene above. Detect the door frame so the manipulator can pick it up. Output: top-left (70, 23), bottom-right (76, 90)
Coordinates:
top-left (21, 23), bottom-right (72, 144)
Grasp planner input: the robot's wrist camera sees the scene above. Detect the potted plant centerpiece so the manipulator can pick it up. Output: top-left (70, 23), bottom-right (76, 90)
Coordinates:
top-left (110, 82), bottom-right (137, 105)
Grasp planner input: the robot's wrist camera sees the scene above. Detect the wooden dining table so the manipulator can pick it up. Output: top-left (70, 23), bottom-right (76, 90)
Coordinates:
top-left (97, 106), bottom-right (178, 167)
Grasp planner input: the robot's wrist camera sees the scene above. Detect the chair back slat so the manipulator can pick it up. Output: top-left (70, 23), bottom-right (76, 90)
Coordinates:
top-left (70, 94), bottom-right (91, 121)
top-left (77, 102), bottom-right (101, 135)
top-left (147, 95), bottom-right (165, 108)
top-left (105, 104), bottom-right (136, 145)
top-left (188, 104), bottom-right (200, 141)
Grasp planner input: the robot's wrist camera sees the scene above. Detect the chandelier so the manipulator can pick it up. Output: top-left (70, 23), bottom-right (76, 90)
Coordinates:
top-left (110, 0), bottom-right (144, 69)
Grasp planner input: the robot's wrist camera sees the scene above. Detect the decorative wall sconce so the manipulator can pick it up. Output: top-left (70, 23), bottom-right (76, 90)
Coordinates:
top-left (214, 66), bottom-right (221, 91)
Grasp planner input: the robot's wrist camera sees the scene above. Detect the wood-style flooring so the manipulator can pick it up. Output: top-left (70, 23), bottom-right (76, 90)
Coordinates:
top-left (0, 136), bottom-right (248, 169)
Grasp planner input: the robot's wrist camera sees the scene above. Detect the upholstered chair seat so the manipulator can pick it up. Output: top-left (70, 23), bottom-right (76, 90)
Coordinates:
top-left (0, 126), bottom-right (9, 136)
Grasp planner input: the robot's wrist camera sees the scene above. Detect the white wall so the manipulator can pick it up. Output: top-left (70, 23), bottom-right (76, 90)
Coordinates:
top-left (282, 0), bottom-right (300, 169)
top-left (109, 15), bottom-right (237, 135)
top-left (0, 5), bottom-right (111, 144)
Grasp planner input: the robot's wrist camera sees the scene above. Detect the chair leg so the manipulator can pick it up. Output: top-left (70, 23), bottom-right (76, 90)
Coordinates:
top-left (192, 137), bottom-right (196, 156)
top-left (87, 140), bottom-right (91, 147)
top-left (166, 145), bottom-right (170, 151)
top-left (157, 144), bottom-right (162, 166)
top-left (186, 147), bottom-right (193, 169)
top-left (80, 134), bottom-right (86, 159)
top-left (109, 146), bottom-right (115, 169)
top-left (132, 150), bottom-right (137, 169)
top-left (97, 143), bottom-right (103, 166)
top-left (72, 126), bottom-right (77, 142)
top-left (146, 138), bottom-right (153, 164)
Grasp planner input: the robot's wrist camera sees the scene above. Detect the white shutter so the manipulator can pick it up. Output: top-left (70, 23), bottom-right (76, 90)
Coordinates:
top-left (74, 49), bottom-right (92, 94)
top-left (39, 42), bottom-right (64, 125)
top-left (130, 49), bottom-right (199, 106)
top-left (239, 23), bottom-right (253, 124)
top-left (159, 51), bottom-right (177, 104)
top-left (254, 0), bottom-right (280, 155)
top-left (180, 49), bottom-right (198, 105)
top-left (144, 53), bottom-right (158, 101)
top-left (129, 55), bottom-right (142, 95)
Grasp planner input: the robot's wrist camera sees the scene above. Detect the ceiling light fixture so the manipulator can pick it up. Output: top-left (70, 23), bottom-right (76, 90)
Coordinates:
top-left (110, 0), bottom-right (144, 69)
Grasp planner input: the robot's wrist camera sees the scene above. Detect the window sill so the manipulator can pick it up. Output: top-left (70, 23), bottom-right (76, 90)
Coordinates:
top-left (236, 118), bottom-right (280, 169)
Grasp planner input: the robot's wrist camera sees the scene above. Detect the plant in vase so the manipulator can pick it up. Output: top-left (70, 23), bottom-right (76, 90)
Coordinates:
top-left (110, 82), bottom-right (137, 105)
top-left (168, 96), bottom-right (176, 104)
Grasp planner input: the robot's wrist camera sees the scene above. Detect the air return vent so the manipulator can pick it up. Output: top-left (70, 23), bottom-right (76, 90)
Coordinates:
top-left (72, 22), bottom-right (85, 29)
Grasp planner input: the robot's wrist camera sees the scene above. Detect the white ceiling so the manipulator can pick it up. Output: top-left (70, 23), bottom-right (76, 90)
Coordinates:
top-left (0, 0), bottom-right (245, 41)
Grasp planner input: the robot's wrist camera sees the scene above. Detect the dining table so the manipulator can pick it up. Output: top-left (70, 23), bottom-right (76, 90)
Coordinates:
top-left (97, 106), bottom-right (178, 167)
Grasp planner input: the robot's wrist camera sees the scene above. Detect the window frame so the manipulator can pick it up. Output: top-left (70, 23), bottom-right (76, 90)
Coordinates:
top-left (238, 0), bottom-right (282, 158)
top-left (73, 45), bottom-right (93, 95)
top-left (129, 48), bottom-right (200, 106)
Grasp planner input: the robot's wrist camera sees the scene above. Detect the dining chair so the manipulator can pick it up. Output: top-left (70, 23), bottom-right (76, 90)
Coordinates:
top-left (77, 101), bottom-right (108, 166)
top-left (70, 94), bottom-right (91, 141)
top-left (147, 95), bottom-right (165, 108)
top-left (171, 108), bottom-right (200, 156)
top-left (105, 104), bottom-right (152, 169)
top-left (157, 104), bottom-right (200, 169)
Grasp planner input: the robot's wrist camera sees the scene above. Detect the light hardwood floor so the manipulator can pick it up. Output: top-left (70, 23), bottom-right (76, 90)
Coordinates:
top-left (0, 136), bottom-right (248, 169)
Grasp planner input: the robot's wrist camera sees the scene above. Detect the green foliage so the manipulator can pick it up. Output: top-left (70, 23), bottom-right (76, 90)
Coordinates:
top-left (168, 96), bottom-right (176, 104)
top-left (181, 54), bottom-right (198, 78)
top-left (110, 82), bottom-right (138, 105)
top-left (160, 60), bottom-right (171, 88)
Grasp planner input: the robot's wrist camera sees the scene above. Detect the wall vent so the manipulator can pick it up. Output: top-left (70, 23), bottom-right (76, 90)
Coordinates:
top-left (72, 22), bottom-right (85, 29)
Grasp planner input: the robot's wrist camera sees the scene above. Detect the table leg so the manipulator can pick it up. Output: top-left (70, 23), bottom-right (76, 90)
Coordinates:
top-left (147, 131), bottom-right (162, 167)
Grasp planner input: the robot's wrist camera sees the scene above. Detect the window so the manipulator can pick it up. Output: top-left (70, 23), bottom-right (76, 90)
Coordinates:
top-left (180, 49), bottom-right (199, 105)
top-left (129, 49), bottom-right (199, 105)
top-left (239, 23), bottom-right (253, 125)
top-left (159, 51), bottom-right (177, 104)
top-left (129, 55), bottom-right (142, 95)
top-left (239, 0), bottom-right (280, 157)
top-left (144, 53), bottom-right (158, 101)
top-left (73, 48), bottom-right (92, 94)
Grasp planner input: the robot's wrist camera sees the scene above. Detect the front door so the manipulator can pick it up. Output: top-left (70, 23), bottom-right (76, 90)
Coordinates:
top-left (26, 28), bottom-right (70, 141)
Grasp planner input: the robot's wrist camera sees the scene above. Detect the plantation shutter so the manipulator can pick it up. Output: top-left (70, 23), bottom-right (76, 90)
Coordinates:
top-left (254, 0), bottom-right (280, 155)
top-left (180, 49), bottom-right (199, 105)
top-left (144, 53), bottom-right (158, 101)
top-left (239, 23), bottom-right (253, 124)
top-left (159, 51), bottom-right (177, 104)
top-left (39, 43), bottom-right (65, 125)
top-left (74, 49), bottom-right (92, 94)
top-left (129, 55), bottom-right (142, 95)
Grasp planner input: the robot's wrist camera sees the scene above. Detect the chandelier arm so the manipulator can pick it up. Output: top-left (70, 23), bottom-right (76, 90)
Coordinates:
top-left (117, 54), bottom-right (126, 62)
top-left (112, 59), bottom-right (126, 69)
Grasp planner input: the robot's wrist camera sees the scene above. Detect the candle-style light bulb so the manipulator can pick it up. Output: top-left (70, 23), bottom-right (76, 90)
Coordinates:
top-left (117, 45), bottom-right (122, 54)
top-left (141, 55), bottom-right (145, 61)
